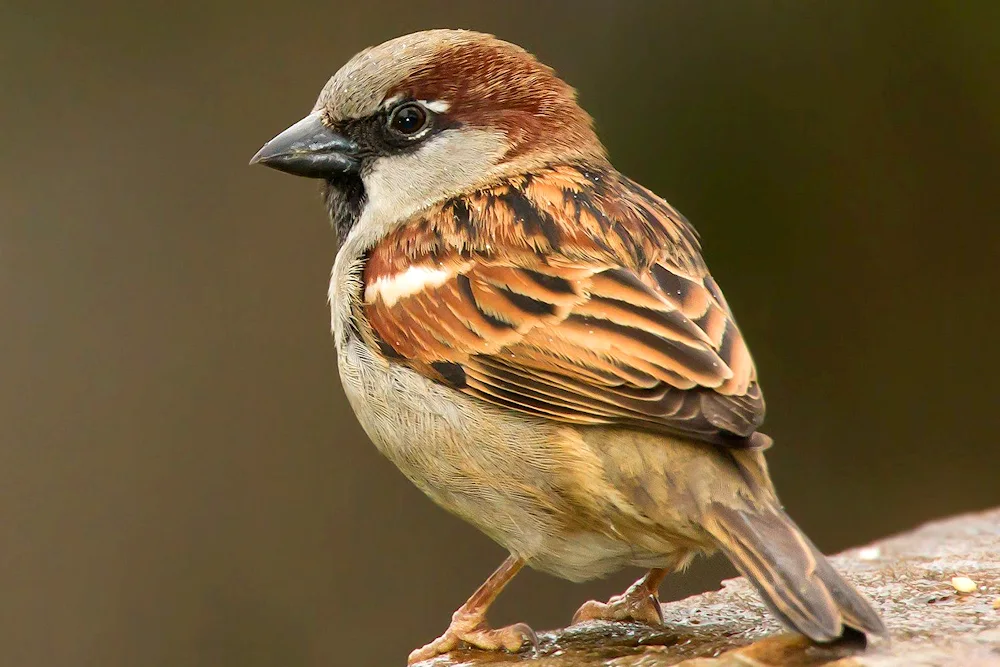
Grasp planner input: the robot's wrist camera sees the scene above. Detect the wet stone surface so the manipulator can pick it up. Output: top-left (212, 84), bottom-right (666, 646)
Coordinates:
top-left (414, 508), bottom-right (1000, 666)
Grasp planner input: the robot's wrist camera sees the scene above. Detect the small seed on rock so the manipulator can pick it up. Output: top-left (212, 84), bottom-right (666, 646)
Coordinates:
top-left (950, 576), bottom-right (977, 594)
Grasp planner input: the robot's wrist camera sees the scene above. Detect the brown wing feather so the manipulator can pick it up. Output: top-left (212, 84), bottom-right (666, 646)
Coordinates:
top-left (361, 165), bottom-right (766, 446)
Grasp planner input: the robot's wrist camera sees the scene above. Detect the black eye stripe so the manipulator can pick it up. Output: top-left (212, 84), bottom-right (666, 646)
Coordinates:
top-left (329, 101), bottom-right (445, 164)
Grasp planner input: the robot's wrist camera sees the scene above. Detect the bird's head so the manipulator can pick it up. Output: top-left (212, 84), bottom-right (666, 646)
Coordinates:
top-left (251, 29), bottom-right (607, 240)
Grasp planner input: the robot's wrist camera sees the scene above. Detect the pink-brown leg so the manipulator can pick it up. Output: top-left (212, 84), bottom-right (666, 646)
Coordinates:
top-left (572, 568), bottom-right (667, 626)
top-left (408, 555), bottom-right (537, 664)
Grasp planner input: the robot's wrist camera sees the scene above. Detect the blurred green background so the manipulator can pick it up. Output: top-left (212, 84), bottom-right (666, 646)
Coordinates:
top-left (2, 1), bottom-right (998, 665)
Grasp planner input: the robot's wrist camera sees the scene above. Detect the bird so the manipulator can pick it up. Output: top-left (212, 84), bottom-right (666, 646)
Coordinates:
top-left (250, 29), bottom-right (886, 664)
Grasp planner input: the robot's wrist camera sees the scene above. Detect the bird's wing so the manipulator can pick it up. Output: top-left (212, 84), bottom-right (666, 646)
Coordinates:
top-left (361, 164), bottom-right (766, 447)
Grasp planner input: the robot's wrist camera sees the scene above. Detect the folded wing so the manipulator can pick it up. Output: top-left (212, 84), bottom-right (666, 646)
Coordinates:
top-left (362, 165), bottom-right (766, 446)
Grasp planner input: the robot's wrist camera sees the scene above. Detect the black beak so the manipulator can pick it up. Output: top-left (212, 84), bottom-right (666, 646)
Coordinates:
top-left (250, 113), bottom-right (359, 178)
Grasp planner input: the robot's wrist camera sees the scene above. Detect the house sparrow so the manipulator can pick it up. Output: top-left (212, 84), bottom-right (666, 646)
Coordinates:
top-left (251, 29), bottom-right (886, 664)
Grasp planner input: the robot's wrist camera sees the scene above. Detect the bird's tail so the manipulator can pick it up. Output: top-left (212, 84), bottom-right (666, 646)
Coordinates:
top-left (705, 502), bottom-right (887, 642)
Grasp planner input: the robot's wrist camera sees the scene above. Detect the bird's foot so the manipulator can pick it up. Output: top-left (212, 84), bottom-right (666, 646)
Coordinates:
top-left (407, 606), bottom-right (538, 664)
top-left (572, 578), bottom-right (664, 626)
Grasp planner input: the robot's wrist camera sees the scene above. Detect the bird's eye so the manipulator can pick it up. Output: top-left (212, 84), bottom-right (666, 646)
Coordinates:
top-left (388, 103), bottom-right (430, 137)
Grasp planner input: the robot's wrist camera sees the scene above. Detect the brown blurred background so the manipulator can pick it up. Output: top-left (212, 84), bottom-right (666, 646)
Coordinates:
top-left (2, 1), bottom-right (998, 665)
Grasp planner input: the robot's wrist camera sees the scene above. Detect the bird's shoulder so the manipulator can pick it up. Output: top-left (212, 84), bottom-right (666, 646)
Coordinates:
top-left (365, 163), bottom-right (706, 281)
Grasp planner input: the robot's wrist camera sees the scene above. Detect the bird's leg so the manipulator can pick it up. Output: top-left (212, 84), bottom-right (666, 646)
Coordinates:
top-left (408, 555), bottom-right (537, 665)
top-left (572, 567), bottom-right (667, 626)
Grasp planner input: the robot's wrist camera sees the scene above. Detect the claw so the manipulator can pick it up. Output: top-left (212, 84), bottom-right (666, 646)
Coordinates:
top-left (513, 621), bottom-right (540, 655)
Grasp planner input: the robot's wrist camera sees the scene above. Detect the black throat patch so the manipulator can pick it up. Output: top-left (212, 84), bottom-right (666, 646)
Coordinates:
top-left (323, 175), bottom-right (366, 241)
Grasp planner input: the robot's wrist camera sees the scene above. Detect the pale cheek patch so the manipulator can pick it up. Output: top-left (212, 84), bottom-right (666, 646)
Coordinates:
top-left (365, 265), bottom-right (454, 306)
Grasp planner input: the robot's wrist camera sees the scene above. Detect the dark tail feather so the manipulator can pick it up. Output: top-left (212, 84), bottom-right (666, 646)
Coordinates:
top-left (706, 503), bottom-right (887, 642)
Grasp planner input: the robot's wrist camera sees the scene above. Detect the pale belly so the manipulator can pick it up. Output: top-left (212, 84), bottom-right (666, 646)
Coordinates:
top-left (335, 335), bottom-right (704, 581)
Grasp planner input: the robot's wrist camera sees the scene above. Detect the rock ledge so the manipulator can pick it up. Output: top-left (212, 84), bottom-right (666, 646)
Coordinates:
top-left (417, 508), bottom-right (1000, 666)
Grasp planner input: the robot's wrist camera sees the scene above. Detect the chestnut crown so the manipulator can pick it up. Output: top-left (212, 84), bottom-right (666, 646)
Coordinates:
top-left (314, 29), bottom-right (606, 166)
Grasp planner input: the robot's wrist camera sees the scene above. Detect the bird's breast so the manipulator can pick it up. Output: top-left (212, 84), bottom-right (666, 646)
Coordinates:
top-left (333, 333), bottom-right (722, 580)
